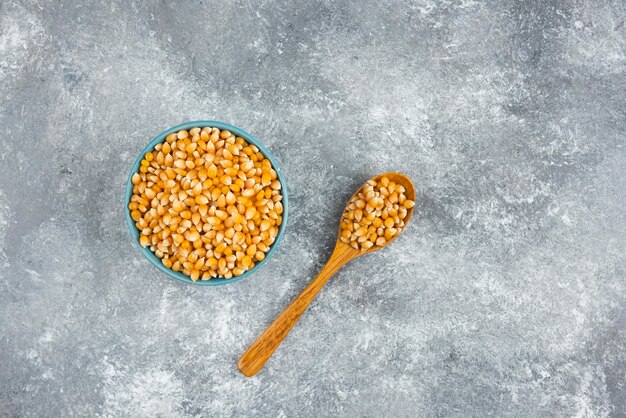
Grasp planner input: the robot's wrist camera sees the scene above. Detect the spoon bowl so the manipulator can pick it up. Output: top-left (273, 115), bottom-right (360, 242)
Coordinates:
top-left (337, 172), bottom-right (415, 257)
top-left (238, 172), bottom-right (415, 376)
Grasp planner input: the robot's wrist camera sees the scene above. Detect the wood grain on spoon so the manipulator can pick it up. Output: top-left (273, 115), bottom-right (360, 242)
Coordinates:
top-left (238, 172), bottom-right (415, 377)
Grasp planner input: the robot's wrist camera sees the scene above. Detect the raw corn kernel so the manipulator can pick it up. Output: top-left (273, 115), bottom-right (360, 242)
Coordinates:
top-left (129, 127), bottom-right (283, 281)
top-left (339, 176), bottom-right (414, 251)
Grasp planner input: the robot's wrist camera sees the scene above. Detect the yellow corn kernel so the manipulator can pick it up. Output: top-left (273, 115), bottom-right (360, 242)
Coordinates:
top-left (354, 227), bottom-right (367, 237)
top-left (196, 195), bottom-right (209, 205)
top-left (172, 200), bottom-right (185, 212)
top-left (206, 257), bottom-right (218, 268)
top-left (274, 202), bottom-right (283, 215)
top-left (384, 228), bottom-right (397, 240)
top-left (131, 210), bottom-right (142, 221)
top-left (241, 255), bottom-right (253, 267)
top-left (187, 230), bottom-right (200, 242)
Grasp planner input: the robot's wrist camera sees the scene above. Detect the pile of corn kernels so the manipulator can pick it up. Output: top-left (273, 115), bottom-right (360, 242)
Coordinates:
top-left (128, 127), bottom-right (283, 281)
top-left (339, 176), bottom-right (414, 251)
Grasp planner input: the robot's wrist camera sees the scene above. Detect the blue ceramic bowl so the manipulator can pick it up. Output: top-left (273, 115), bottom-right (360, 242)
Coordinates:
top-left (124, 121), bottom-right (288, 286)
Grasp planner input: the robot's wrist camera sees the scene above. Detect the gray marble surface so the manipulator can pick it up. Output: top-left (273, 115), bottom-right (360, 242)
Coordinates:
top-left (1, 0), bottom-right (625, 416)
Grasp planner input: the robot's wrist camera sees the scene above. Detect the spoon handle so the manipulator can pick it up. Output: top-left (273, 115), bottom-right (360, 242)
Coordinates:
top-left (238, 244), bottom-right (354, 377)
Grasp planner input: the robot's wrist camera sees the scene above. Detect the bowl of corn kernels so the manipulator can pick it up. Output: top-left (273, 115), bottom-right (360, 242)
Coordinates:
top-left (125, 121), bottom-right (288, 285)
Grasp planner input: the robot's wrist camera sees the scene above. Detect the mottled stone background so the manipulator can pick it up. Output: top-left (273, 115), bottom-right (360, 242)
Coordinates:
top-left (1, 0), bottom-right (625, 416)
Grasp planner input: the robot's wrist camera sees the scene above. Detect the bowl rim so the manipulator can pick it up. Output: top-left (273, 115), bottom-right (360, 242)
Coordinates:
top-left (124, 120), bottom-right (288, 286)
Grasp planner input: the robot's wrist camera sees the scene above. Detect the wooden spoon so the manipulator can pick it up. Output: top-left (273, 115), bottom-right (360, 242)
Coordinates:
top-left (238, 172), bottom-right (416, 377)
